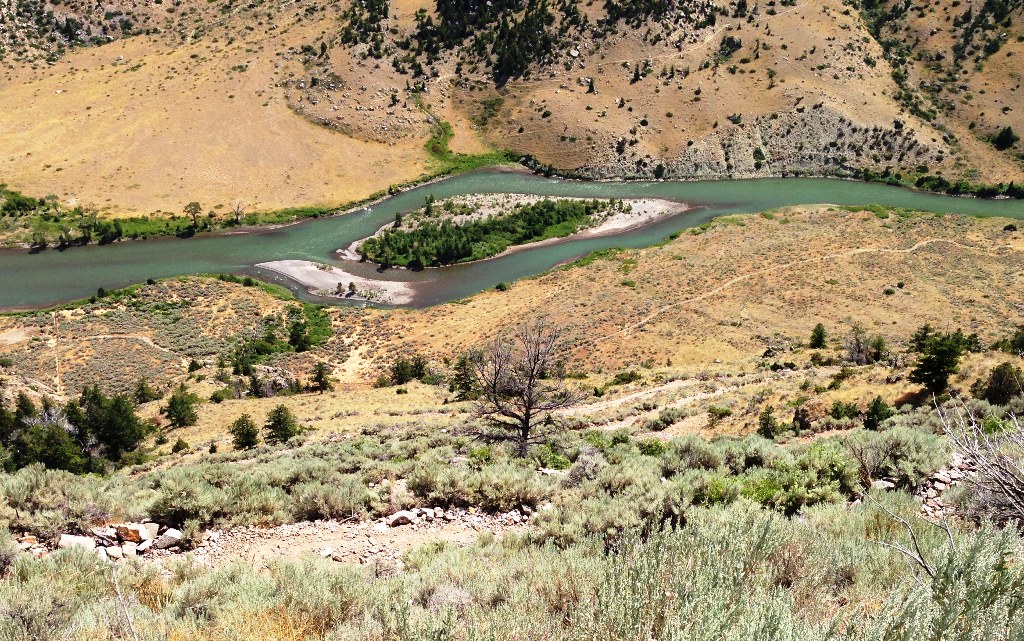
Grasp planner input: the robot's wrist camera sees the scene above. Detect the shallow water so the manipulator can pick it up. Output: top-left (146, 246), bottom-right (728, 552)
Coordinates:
top-left (2, 170), bottom-right (1022, 310)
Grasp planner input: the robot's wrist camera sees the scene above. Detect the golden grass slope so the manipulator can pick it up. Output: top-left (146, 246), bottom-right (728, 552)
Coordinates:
top-left (353, 207), bottom-right (1024, 374)
top-left (0, 9), bottom-right (430, 215)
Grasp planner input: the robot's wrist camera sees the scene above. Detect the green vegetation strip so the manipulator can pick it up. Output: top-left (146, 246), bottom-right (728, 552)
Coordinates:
top-left (359, 198), bottom-right (613, 268)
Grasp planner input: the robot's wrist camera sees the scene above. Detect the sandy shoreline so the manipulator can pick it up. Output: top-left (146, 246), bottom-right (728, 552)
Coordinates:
top-left (254, 259), bottom-right (416, 305)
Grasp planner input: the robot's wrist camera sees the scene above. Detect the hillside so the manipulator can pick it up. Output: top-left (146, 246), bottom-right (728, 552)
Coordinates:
top-left (1, 0), bottom-right (1022, 222)
top-left (1, 205), bottom-right (1020, 439)
top-left (1, 206), bottom-right (1024, 638)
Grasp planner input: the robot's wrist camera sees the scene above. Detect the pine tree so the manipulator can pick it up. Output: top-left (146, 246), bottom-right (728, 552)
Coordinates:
top-left (310, 361), bottom-right (333, 394)
top-left (264, 405), bottom-right (299, 445)
top-left (809, 323), bottom-right (827, 349)
top-left (163, 383), bottom-right (199, 428)
top-left (229, 414), bottom-right (259, 450)
top-left (863, 396), bottom-right (893, 430)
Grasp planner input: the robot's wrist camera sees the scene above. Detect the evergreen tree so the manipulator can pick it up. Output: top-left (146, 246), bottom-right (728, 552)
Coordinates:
top-left (69, 386), bottom-right (147, 461)
top-left (134, 377), bottom-right (162, 404)
top-left (264, 405), bottom-right (299, 445)
top-left (909, 332), bottom-right (965, 395)
top-left (993, 126), bottom-right (1020, 151)
top-left (310, 361), bottom-right (333, 394)
top-left (980, 362), bottom-right (1024, 406)
top-left (163, 383), bottom-right (199, 428)
top-left (863, 396), bottom-right (894, 430)
top-left (449, 352), bottom-right (479, 400)
top-left (229, 414), bottom-right (259, 450)
top-left (757, 405), bottom-right (780, 438)
top-left (809, 323), bottom-right (827, 349)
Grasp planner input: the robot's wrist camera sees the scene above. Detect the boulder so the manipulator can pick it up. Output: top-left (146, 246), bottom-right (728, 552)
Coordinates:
top-left (90, 527), bottom-right (118, 543)
top-left (95, 547), bottom-right (109, 562)
top-left (153, 528), bottom-right (183, 549)
top-left (114, 523), bottom-right (153, 543)
top-left (871, 479), bottom-right (896, 490)
top-left (106, 545), bottom-right (124, 560)
top-left (143, 523), bottom-right (160, 540)
top-left (136, 539), bottom-right (153, 553)
top-left (387, 510), bottom-right (417, 527)
top-left (122, 542), bottom-right (138, 557)
top-left (58, 534), bottom-right (96, 551)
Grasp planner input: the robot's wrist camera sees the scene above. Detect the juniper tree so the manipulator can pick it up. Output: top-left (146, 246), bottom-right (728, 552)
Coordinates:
top-left (809, 323), bottom-right (827, 349)
top-left (163, 384), bottom-right (199, 429)
top-left (229, 414), bottom-right (259, 450)
top-left (310, 361), bottom-right (333, 394)
top-left (863, 396), bottom-right (894, 430)
top-left (264, 404), bottom-right (299, 445)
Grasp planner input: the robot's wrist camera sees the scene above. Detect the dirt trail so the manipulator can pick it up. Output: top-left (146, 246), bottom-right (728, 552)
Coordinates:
top-left (177, 512), bottom-right (528, 570)
top-left (594, 238), bottom-right (987, 344)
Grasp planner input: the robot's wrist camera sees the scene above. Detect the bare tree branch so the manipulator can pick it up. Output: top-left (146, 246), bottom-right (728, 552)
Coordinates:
top-left (473, 318), bottom-right (584, 457)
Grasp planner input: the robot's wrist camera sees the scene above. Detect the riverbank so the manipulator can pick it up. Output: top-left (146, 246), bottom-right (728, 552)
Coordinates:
top-left (255, 260), bottom-right (417, 305)
top-left (2, 174), bottom-right (1023, 311)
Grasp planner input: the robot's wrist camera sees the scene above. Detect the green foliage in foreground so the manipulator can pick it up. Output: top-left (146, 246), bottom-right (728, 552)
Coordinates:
top-left (360, 198), bottom-right (612, 267)
top-left (2, 496), bottom-right (1023, 640)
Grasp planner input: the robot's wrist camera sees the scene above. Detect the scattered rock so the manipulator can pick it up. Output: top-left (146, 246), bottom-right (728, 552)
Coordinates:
top-left (115, 523), bottom-right (152, 543)
top-left (58, 534), bottom-right (96, 551)
top-left (387, 510), bottom-right (417, 528)
top-left (153, 528), bottom-right (183, 550)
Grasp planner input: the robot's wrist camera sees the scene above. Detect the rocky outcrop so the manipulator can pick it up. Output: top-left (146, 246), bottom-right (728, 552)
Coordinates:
top-left (577, 106), bottom-right (949, 183)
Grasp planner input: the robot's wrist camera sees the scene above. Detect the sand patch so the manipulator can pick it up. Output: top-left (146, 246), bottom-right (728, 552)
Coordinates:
top-left (256, 259), bottom-right (415, 305)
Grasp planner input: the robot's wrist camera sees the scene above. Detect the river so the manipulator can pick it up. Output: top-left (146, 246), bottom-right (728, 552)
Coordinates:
top-left (2, 170), bottom-right (1022, 310)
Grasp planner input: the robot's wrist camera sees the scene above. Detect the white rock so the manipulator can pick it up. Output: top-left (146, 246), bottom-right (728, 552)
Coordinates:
top-left (387, 511), bottom-right (417, 527)
top-left (95, 547), bottom-right (109, 561)
top-left (137, 539), bottom-right (153, 553)
top-left (153, 528), bottom-right (182, 549)
top-left (122, 542), bottom-right (138, 557)
top-left (106, 545), bottom-right (124, 560)
top-left (871, 479), bottom-right (896, 490)
top-left (58, 534), bottom-right (96, 551)
top-left (143, 523), bottom-right (160, 540)
top-left (319, 547), bottom-right (334, 558)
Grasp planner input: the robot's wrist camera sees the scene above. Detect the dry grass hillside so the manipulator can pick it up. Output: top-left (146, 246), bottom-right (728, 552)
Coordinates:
top-left (1, 0), bottom-right (1022, 219)
top-left (0, 0), bottom-right (433, 215)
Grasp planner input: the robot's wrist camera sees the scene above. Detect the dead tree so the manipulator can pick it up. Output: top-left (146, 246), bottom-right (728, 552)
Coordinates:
top-left (943, 407), bottom-right (1024, 524)
top-left (473, 318), bottom-right (583, 457)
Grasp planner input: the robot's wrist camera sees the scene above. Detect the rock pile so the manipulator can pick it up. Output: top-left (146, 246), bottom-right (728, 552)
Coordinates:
top-left (16, 521), bottom-right (182, 561)
top-left (917, 454), bottom-right (975, 518)
top-left (867, 455), bottom-right (974, 518)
